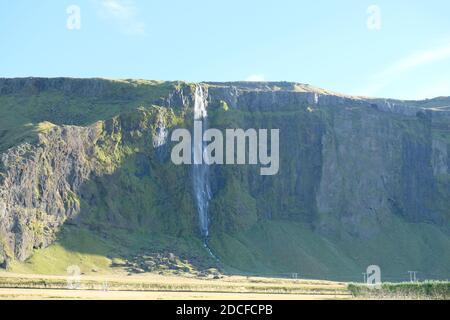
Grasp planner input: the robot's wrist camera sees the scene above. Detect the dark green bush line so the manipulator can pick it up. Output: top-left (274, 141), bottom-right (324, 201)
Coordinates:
top-left (348, 281), bottom-right (450, 299)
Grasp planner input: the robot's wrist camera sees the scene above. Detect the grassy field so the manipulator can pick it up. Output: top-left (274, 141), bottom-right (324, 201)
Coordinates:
top-left (1, 272), bottom-right (449, 300)
top-left (0, 272), bottom-right (351, 300)
top-left (0, 288), bottom-right (351, 300)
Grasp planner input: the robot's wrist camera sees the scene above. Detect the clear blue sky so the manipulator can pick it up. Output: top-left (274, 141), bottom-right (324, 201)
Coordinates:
top-left (1, 0), bottom-right (450, 99)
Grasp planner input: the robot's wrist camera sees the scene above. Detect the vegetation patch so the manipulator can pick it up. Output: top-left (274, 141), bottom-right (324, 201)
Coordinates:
top-left (348, 281), bottom-right (450, 300)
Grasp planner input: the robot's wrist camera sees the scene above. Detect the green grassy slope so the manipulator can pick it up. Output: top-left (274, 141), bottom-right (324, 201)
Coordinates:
top-left (9, 225), bottom-right (213, 276)
top-left (0, 79), bottom-right (178, 152)
top-left (11, 216), bottom-right (450, 282)
top-left (210, 217), bottom-right (450, 281)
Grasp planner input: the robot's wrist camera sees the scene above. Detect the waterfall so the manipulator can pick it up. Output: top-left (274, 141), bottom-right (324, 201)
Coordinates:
top-left (192, 85), bottom-right (212, 239)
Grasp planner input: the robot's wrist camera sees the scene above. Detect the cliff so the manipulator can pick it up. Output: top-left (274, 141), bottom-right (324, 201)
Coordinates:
top-left (0, 78), bottom-right (449, 280)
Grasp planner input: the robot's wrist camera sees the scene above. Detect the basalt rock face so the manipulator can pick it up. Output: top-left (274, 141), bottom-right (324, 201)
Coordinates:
top-left (0, 125), bottom-right (100, 265)
top-left (207, 84), bottom-right (448, 227)
top-left (0, 78), bottom-right (449, 277)
top-left (0, 98), bottom-right (188, 266)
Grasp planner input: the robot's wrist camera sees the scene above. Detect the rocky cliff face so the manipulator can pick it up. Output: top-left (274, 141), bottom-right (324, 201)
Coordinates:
top-left (0, 78), bottom-right (449, 278)
top-left (0, 125), bottom-right (99, 264)
top-left (207, 84), bottom-right (448, 226)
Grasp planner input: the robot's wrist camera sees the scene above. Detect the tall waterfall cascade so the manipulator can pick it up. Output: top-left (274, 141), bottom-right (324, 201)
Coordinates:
top-left (192, 85), bottom-right (212, 239)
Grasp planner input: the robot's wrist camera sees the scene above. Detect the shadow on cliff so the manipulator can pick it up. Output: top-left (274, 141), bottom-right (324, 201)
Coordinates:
top-left (47, 148), bottom-right (219, 274)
